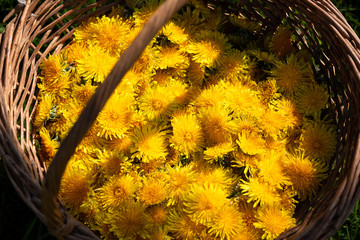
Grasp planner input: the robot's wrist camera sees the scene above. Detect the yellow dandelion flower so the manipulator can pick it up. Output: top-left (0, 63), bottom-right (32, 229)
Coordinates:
top-left (152, 69), bottom-right (172, 86)
top-left (204, 141), bottom-right (234, 163)
top-left (77, 45), bottom-right (117, 83)
top-left (97, 149), bottom-right (131, 177)
top-left (231, 151), bottom-right (260, 175)
top-left (60, 164), bottom-right (92, 213)
top-left (277, 98), bottom-right (303, 128)
top-left (271, 54), bottom-right (310, 94)
top-left (105, 134), bottom-right (133, 154)
top-left (156, 46), bottom-right (189, 69)
top-left (240, 177), bottom-right (281, 207)
top-left (149, 227), bottom-right (171, 240)
top-left (295, 84), bottom-right (329, 115)
top-left (283, 152), bottom-right (328, 199)
top-left (73, 17), bottom-right (97, 43)
top-left (162, 21), bottom-right (189, 45)
top-left (228, 14), bottom-right (262, 32)
top-left (133, 0), bottom-right (163, 27)
top-left (167, 80), bottom-right (189, 107)
top-left (167, 165), bottom-right (196, 206)
top-left (66, 42), bottom-right (89, 64)
top-left (40, 53), bottom-right (67, 83)
top-left (264, 136), bottom-right (287, 153)
top-left (39, 127), bottom-right (59, 160)
top-left (38, 71), bottom-right (71, 98)
top-left (146, 205), bottom-right (168, 225)
top-left (204, 8), bottom-right (226, 31)
top-left (33, 94), bottom-right (54, 129)
top-left (232, 230), bottom-right (259, 240)
top-left (258, 78), bottom-right (280, 105)
top-left (72, 81), bottom-right (97, 106)
top-left (217, 49), bottom-right (248, 81)
top-left (258, 152), bottom-right (291, 188)
top-left (99, 175), bottom-right (138, 210)
top-left (167, 210), bottom-right (205, 239)
top-left (186, 60), bottom-right (206, 86)
top-left (96, 94), bottom-right (133, 139)
top-left (259, 108), bottom-right (288, 136)
top-left (300, 121), bottom-right (337, 161)
top-left (200, 106), bottom-right (234, 145)
top-left (207, 204), bottom-right (244, 240)
top-left (130, 125), bottom-right (168, 162)
top-left (270, 26), bottom-right (294, 57)
top-left (237, 198), bottom-right (258, 231)
top-left (87, 15), bottom-right (131, 55)
top-left (138, 178), bottom-right (168, 205)
top-left (194, 83), bottom-right (226, 109)
top-left (107, 200), bottom-right (149, 239)
top-left (253, 205), bottom-right (296, 240)
top-left (188, 30), bottom-right (231, 67)
top-left (139, 84), bottom-right (176, 121)
top-left (185, 184), bottom-right (228, 224)
top-left (170, 112), bottom-right (205, 157)
top-left (237, 132), bottom-right (265, 156)
top-left (195, 164), bottom-right (234, 192)
top-left (173, 6), bottom-right (204, 35)
top-left (225, 81), bottom-right (264, 118)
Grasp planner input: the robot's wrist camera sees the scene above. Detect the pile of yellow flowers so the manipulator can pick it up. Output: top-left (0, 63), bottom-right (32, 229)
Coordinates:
top-left (34, 0), bottom-right (337, 239)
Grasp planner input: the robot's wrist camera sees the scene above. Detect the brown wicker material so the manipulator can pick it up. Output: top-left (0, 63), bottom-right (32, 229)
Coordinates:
top-left (1, 0), bottom-right (360, 239)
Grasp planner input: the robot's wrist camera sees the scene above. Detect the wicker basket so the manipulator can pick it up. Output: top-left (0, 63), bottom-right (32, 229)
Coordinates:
top-left (1, 0), bottom-right (360, 239)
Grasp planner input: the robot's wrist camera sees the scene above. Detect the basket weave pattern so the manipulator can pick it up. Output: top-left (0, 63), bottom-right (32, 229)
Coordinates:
top-left (1, 0), bottom-right (360, 239)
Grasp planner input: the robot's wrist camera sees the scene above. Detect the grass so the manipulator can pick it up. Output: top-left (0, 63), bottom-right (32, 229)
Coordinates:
top-left (0, 0), bottom-right (360, 239)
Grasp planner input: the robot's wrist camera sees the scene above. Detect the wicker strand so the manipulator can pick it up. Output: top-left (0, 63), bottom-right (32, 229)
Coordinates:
top-left (40, 0), bottom-right (189, 237)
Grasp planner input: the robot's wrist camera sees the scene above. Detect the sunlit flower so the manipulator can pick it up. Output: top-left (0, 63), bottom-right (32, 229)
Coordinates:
top-left (170, 112), bottom-right (205, 157)
top-left (72, 81), bottom-right (97, 106)
top-left (97, 149), bottom-right (131, 177)
top-left (96, 94), bottom-right (133, 139)
top-left (139, 84), bottom-right (176, 121)
top-left (39, 127), bottom-right (59, 160)
top-left (76, 45), bottom-right (117, 83)
top-left (185, 184), bottom-right (228, 224)
top-left (188, 30), bottom-right (231, 67)
top-left (87, 15), bottom-right (131, 55)
top-left (33, 94), bottom-right (54, 129)
top-left (130, 125), bottom-right (168, 162)
top-left (156, 46), bottom-right (189, 70)
top-left (283, 152), bottom-right (328, 199)
top-left (138, 178), bottom-right (168, 205)
top-left (240, 177), bottom-right (281, 207)
top-left (167, 164), bottom-right (196, 206)
top-left (99, 175), bottom-right (138, 209)
top-left (237, 132), bottom-right (265, 156)
top-left (194, 83), bottom-right (226, 109)
top-left (200, 106), bottom-right (234, 145)
top-left (204, 141), bottom-right (234, 163)
top-left (162, 21), bottom-right (189, 45)
top-left (254, 204), bottom-right (296, 240)
top-left (207, 204), bottom-right (244, 240)
top-left (60, 163), bottom-right (93, 214)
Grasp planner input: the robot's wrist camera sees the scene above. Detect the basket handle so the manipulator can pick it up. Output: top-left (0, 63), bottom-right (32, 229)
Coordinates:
top-left (40, 0), bottom-right (189, 237)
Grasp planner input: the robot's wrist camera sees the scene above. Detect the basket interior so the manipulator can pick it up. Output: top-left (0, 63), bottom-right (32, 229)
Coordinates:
top-left (1, 0), bottom-right (360, 239)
